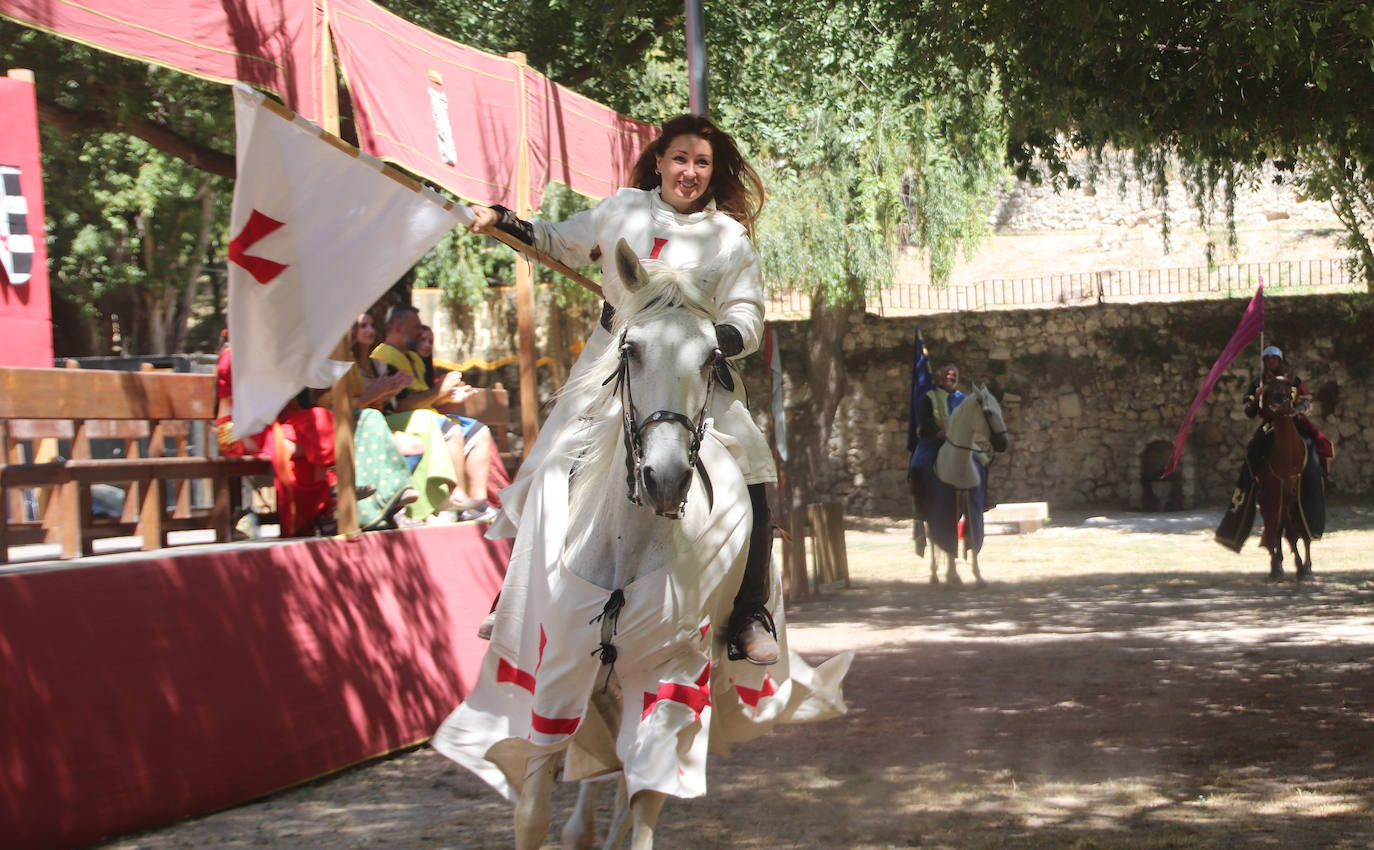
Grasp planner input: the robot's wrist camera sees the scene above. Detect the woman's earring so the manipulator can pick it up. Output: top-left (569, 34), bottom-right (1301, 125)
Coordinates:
top-left (654, 167), bottom-right (660, 175)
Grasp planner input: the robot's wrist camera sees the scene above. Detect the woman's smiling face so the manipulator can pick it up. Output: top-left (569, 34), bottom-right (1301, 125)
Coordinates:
top-left (655, 134), bottom-right (714, 214)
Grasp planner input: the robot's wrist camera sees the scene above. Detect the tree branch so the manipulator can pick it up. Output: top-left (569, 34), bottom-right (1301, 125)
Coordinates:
top-left (35, 99), bottom-right (235, 179)
top-left (554, 19), bottom-right (677, 87)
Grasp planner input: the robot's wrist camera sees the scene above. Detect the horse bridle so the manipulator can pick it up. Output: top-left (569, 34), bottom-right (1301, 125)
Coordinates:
top-left (1261, 377), bottom-right (1300, 418)
top-left (603, 328), bottom-right (720, 518)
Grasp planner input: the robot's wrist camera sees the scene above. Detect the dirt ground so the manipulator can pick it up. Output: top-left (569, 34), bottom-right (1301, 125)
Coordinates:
top-left (100, 501), bottom-right (1374, 850)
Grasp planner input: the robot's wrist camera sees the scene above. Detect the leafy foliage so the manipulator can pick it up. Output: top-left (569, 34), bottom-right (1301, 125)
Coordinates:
top-left (935, 0), bottom-right (1374, 286)
top-left (387, 0), bottom-right (1007, 306)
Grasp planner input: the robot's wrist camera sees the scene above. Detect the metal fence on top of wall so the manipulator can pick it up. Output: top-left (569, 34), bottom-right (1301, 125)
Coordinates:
top-left (764, 257), bottom-right (1365, 318)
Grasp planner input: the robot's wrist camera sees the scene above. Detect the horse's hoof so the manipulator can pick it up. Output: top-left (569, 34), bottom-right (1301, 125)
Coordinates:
top-left (1268, 570), bottom-right (1284, 582)
top-left (975, 579), bottom-right (988, 589)
top-left (929, 575), bottom-right (939, 585)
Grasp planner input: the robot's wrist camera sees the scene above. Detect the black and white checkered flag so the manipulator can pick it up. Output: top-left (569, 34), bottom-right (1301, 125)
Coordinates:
top-left (1, 165), bottom-right (35, 287)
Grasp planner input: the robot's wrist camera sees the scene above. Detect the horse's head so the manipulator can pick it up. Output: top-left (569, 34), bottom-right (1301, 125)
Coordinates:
top-left (609, 239), bottom-right (722, 518)
top-left (1261, 375), bottom-right (1298, 417)
top-left (970, 383), bottom-right (1010, 453)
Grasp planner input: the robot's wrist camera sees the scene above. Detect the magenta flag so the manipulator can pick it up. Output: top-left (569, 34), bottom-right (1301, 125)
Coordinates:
top-left (1162, 285), bottom-right (1264, 477)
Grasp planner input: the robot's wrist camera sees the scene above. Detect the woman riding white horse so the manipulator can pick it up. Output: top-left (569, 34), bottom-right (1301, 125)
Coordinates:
top-left (432, 241), bottom-right (851, 849)
top-left (471, 113), bottom-right (781, 666)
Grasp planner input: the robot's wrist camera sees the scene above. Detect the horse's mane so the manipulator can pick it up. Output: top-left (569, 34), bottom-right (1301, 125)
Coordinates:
top-left (560, 260), bottom-right (718, 554)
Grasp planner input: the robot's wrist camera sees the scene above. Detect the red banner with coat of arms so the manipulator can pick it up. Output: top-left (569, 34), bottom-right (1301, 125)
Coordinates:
top-left (0, 74), bottom-right (52, 367)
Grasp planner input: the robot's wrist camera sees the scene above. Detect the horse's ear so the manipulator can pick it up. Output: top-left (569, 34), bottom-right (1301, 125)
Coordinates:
top-left (615, 238), bottom-right (649, 293)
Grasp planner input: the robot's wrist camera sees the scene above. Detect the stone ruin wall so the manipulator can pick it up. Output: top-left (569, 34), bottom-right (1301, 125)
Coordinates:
top-left (990, 155), bottom-right (1339, 235)
top-left (741, 294), bottom-right (1374, 517)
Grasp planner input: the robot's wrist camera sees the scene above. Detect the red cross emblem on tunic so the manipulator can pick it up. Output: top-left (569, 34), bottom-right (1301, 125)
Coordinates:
top-left (731, 674), bottom-right (777, 708)
top-left (494, 625), bottom-right (582, 736)
top-left (642, 660), bottom-right (711, 720)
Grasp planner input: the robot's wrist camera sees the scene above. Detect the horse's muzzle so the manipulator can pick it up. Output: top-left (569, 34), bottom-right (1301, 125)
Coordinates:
top-left (991, 432), bottom-right (1010, 453)
top-left (640, 462), bottom-right (692, 519)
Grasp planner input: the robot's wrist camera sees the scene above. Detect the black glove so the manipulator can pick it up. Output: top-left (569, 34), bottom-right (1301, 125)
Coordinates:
top-left (488, 204), bottom-right (534, 246)
top-left (714, 323), bottom-right (744, 358)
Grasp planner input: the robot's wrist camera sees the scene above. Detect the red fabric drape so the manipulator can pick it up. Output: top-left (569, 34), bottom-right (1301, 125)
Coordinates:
top-left (0, 526), bottom-right (512, 849)
top-left (0, 0), bottom-right (328, 122)
top-left (327, 0), bottom-right (653, 209)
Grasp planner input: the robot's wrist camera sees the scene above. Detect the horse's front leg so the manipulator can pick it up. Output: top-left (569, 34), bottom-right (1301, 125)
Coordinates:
top-left (944, 548), bottom-right (963, 587)
top-left (515, 750), bottom-right (561, 850)
top-left (969, 545), bottom-right (986, 588)
top-left (601, 775), bottom-right (631, 850)
top-left (627, 790), bottom-right (667, 850)
top-left (924, 523), bottom-right (940, 584)
top-left (561, 779), bottom-right (602, 850)
top-left (1294, 534), bottom-right (1313, 582)
top-left (1268, 544), bottom-right (1284, 581)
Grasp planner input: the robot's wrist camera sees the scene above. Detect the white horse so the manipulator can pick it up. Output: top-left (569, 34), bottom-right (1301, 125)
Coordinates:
top-left (922, 384), bottom-right (1009, 587)
top-left (433, 240), bottom-right (850, 849)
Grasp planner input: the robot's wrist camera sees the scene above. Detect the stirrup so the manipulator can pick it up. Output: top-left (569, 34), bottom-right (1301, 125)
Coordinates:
top-left (726, 605), bottom-right (778, 663)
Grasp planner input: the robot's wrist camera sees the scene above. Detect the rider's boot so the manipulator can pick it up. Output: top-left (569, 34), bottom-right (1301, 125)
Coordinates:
top-left (1321, 455), bottom-right (1331, 480)
top-left (727, 483), bottom-right (779, 666)
top-left (477, 593), bottom-right (500, 640)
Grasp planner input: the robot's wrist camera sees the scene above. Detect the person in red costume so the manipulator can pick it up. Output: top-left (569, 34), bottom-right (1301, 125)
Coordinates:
top-left (215, 335), bottom-right (336, 537)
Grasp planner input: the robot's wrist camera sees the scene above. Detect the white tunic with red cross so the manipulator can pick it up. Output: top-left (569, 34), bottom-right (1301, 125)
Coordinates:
top-left (432, 428), bottom-right (851, 803)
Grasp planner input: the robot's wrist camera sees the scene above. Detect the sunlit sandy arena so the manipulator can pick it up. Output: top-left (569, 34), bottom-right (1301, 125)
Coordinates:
top-left (100, 501), bottom-right (1374, 849)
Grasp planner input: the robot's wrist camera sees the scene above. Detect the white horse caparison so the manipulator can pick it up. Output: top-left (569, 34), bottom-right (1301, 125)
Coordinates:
top-left (513, 240), bottom-right (748, 850)
top-left (925, 384), bottom-right (1009, 587)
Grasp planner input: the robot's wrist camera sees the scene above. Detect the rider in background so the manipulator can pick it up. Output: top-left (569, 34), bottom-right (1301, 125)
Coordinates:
top-left (1242, 345), bottom-right (1334, 479)
top-left (908, 364), bottom-right (990, 554)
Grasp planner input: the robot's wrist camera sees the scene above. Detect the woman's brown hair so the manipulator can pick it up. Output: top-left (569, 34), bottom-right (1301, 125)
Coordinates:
top-left (628, 114), bottom-right (765, 236)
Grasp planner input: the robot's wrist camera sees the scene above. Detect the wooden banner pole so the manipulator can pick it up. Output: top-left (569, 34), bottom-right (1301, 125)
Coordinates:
top-left (319, 27), bottom-right (359, 537)
top-left (508, 52), bottom-right (541, 458)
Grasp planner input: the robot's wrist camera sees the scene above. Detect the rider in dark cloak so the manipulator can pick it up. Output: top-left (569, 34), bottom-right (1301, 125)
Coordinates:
top-left (1215, 345), bottom-right (1333, 550)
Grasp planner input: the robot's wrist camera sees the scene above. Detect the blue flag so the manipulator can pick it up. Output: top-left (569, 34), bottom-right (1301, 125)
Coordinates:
top-left (907, 323), bottom-right (934, 453)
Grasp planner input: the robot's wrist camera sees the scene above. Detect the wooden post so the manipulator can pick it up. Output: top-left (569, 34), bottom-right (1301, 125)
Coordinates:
top-left (808, 503), bottom-right (850, 590)
top-left (508, 51), bottom-right (540, 457)
top-left (779, 510), bottom-right (809, 601)
top-left (319, 29), bottom-right (359, 537)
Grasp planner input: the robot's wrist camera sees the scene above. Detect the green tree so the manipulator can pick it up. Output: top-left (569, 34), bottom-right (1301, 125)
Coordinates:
top-left (922, 0), bottom-right (1374, 287)
top-left (383, 0), bottom-right (1008, 498)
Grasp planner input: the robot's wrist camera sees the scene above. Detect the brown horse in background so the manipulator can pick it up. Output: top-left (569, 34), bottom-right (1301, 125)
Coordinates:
top-left (1257, 376), bottom-right (1314, 581)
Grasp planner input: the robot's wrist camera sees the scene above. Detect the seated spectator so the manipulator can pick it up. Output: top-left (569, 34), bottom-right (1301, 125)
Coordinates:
top-left (373, 305), bottom-right (498, 522)
top-left (412, 322), bottom-right (503, 520)
top-left (318, 312), bottom-right (463, 523)
top-left (217, 332), bottom-right (415, 535)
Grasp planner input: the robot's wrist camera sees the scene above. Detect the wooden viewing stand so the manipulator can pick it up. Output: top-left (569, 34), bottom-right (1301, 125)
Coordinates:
top-left (0, 366), bottom-right (272, 561)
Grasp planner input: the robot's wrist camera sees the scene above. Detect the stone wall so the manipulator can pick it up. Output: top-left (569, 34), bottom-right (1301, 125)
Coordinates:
top-left (991, 155), bottom-right (1338, 234)
top-left (740, 294), bottom-right (1374, 516)
top-left (418, 283), bottom-right (1372, 517)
